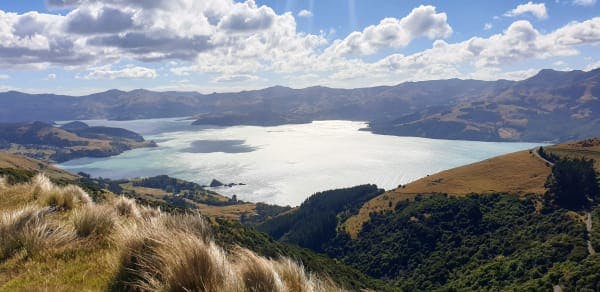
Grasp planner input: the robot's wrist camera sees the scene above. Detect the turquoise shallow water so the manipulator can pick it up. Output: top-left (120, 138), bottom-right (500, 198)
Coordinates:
top-left (57, 118), bottom-right (545, 206)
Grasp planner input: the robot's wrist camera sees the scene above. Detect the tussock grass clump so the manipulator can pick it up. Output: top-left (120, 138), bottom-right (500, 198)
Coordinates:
top-left (0, 205), bottom-right (74, 260)
top-left (0, 176), bottom-right (342, 291)
top-left (61, 185), bottom-right (92, 205)
top-left (160, 212), bottom-right (211, 242)
top-left (236, 248), bottom-right (283, 291)
top-left (114, 196), bottom-right (141, 218)
top-left (72, 205), bottom-right (116, 238)
top-left (31, 174), bottom-right (92, 211)
top-left (273, 258), bottom-right (313, 292)
top-left (0, 176), bottom-right (6, 189)
top-left (139, 205), bottom-right (162, 220)
top-left (111, 209), bottom-right (342, 292)
top-left (151, 234), bottom-right (235, 291)
top-left (31, 173), bottom-right (54, 198)
top-left (42, 191), bottom-right (76, 210)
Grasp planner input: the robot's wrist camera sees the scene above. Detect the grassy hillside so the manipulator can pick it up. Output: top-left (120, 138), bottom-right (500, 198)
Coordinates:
top-left (0, 122), bottom-right (155, 163)
top-left (0, 152), bottom-right (77, 181)
top-left (256, 185), bottom-right (383, 252)
top-left (546, 138), bottom-right (600, 170)
top-left (344, 150), bottom-right (551, 237)
top-left (254, 146), bottom-right (600, 290)
top-left (0, 154), bottom-right (386, 291)
top-left (327, 194), bottom-right (599, 290)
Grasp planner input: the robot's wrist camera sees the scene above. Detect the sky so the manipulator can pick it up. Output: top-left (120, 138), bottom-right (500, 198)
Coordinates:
top-left (0, 0), bottom-right (598, 95)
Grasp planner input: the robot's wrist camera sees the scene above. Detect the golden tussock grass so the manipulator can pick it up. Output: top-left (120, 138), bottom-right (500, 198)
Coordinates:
top-left (114, 196), bottom-right (141, 218)
top-left (72, 205), bottom-right (117, 238)
top-left (0, 205), bottom-right (75, 260)
top-left (32, 174), bottom-right (92, 210)
top-left (0, 175), bottom-right (342, 291)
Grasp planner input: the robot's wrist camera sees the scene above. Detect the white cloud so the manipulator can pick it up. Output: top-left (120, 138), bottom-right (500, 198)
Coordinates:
top-left (0, 74), bottom-right (9, 80)
top-left (213, 74), bottom-right (259, 83)
top-left (326, 5), bottom-right (452, 56)
top-left (45, 73), bottom-right (56, 80)
top-left (83, 65), bottom-right (157, 79)
top-left (504, 2), bottom-right (548, 19)
top-left (585, 61), bottom-right (600, 71)
top-left (484, 23), bottom-right (493, 30)
top-left (297, 10), bottom-right (313, 18)
top-left (573, 0), bottom-right (596, 6)
top-left (0, 1), bottom-right (599, 89)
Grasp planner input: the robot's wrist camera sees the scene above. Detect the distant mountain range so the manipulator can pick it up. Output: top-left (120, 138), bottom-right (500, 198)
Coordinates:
top-left (1, 68), bottom-right (599, 142)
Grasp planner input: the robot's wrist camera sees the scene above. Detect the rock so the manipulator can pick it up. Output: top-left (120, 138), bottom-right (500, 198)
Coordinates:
top-left (209, 179), bottom-right (224, 187)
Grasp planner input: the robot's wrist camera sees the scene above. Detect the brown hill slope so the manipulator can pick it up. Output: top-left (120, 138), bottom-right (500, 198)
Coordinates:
top-left (546, 138), bottom-right (600, 170)
top-left (344, 149), bottom-right (552, 237)
top-left (0, 152), bottom-right (77, 181)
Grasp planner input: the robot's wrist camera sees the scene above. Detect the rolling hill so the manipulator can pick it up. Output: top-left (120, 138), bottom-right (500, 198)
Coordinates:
top-left (1, 68), bottom-right (599, 142)
top-left (255, 139), bottom-right (600, 290)
top-left (0, 153), bottom-right (388, 291)
top-left (344, 149), bottom-right (552, 237)
top-left (0, 121), bottom-right (156, 163)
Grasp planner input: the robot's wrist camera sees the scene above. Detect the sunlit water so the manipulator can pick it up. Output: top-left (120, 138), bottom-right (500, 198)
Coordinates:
top-left (56, 118), bottom-right (544, 206)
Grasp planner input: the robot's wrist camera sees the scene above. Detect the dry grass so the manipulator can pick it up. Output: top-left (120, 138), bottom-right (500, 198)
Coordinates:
top-left (236, 248), bottom-right (282, 291)
top-left (0, 152), bottom-right (77, 181)
top-left (0, 205), bottom-right (74, 260)
top-left (111, 211), bottom-right (341, 292)
top-left (0, 175), bottom-right (342, 291)
top-left (0, 176), bottom-right (6, 190)
top-left (344, 150), bottom-right (551, 238)
top-left (195, 202), bottom-right (257, 220)
top-left (114, 196), bottom-right (141, 218)
top-left (546, 138), bottom-right (600, 171)
top-left (72, 205), bottom-right (116, 238)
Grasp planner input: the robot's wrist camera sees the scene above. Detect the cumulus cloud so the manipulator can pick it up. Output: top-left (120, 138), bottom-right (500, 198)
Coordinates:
top-left (573, 0), bottom-right (596, 6)
top-left (1, 1), bottom-right (599, 88)
top-left (585, 61), bottom-right (600, 71)
top-left (484, 23), bottom-right (493, 30)
top-left (297, 10), bottom-right (313, 18)
top-left (45, 73), bottom-right (56, 80)
top-left (83, 65), bottom-right (157, 79)
top-left (213, 74), bottom-right (259, 83)
top-left (1, 0), bottom-right (320, 69)
top-left (504, 2), bottom-right (548, 20)
top-left (66, 6), bottom-right (134, 34)
top-left (326, 5), bottom-right (452, 56)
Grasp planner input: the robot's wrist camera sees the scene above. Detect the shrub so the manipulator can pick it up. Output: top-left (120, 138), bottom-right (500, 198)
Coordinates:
top-left (72, 205), bottom-right (116, 238)
top-left (545, 157), bottom-right (599, 209)
top-left (0, 205), bottom-right (74, 260)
